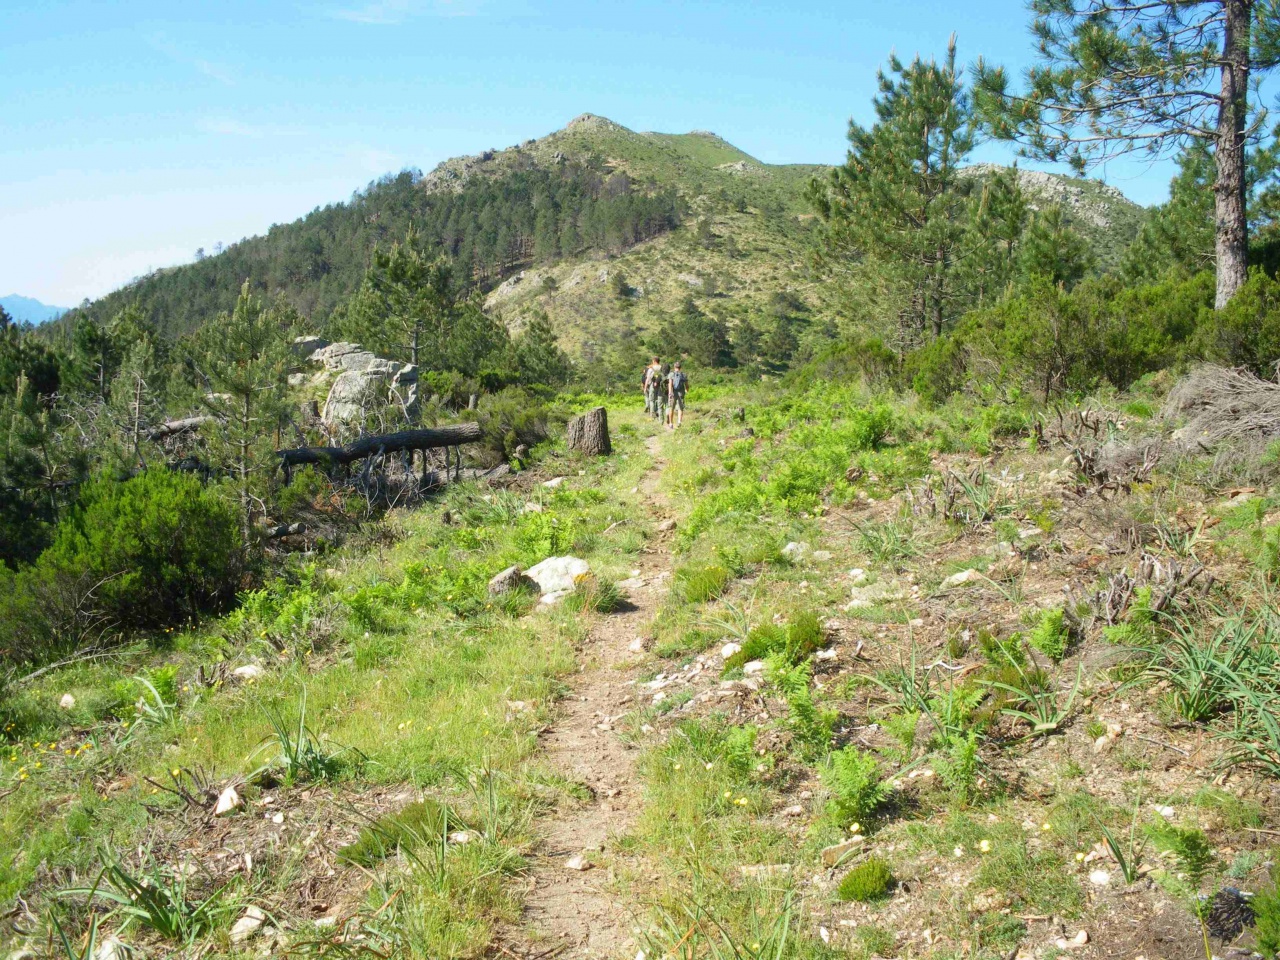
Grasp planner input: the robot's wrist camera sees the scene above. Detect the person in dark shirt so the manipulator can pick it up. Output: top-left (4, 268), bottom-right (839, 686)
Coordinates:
top-left (666, 361), bottom-right (688, 429)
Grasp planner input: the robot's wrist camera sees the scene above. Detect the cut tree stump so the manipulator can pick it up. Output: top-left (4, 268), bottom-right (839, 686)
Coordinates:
top-left (566, 406), bottom-right (611, 456)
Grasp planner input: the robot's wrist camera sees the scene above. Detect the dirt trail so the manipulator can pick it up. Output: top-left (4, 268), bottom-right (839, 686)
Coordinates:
top-left (498, 433), bottom-right (671, 959)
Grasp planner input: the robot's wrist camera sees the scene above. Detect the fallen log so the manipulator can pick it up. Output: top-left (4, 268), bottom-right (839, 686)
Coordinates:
top-left (262, 522), bottom-right (308, 539)
top-left (147, 415), bottom-right (216, 442)
top-left (276, 422), bottom-right (484, 469)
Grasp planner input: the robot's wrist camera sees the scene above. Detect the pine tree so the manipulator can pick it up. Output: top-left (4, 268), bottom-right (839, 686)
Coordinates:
top-left (198, 282), bottom-right (294, 540)
top-left (975, 0), bottom-right (1280, 307)
top-left (1018, 205), bottom-right (1094, 288)
top-left (811, 35), bottom-right (976, 348)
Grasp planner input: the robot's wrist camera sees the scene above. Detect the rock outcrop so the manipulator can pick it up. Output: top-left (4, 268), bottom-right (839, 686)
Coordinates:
top-left (297, 340), bottom-right (419, 426)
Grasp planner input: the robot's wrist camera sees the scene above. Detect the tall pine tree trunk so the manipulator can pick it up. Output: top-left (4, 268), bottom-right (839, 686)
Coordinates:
top-left (1215, 0), bottom-right (1252, 309)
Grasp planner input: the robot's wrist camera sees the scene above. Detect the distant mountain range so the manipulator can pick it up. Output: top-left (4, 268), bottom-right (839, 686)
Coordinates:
top-left (2, 294), bottom-right (69, 325)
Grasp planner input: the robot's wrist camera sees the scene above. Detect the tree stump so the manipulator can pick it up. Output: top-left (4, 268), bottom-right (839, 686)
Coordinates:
top-left (566, 406), bottom-right (611, 456)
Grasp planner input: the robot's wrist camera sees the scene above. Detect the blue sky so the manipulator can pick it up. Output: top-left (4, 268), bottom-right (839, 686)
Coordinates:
top-left (2, 0), bottom-right (1183, 307)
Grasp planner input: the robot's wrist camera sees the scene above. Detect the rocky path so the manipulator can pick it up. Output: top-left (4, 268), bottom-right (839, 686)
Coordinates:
top-left (497, 433), bottom-right (671, 959)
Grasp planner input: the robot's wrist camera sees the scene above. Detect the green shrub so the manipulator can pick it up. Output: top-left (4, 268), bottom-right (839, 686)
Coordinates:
top-left (783, 611), bottom-right (825, 662)
top-left (1029, 608), bottom-right (1072, 662)
top-left (1195, 267), bottom-right (1280, 374)
top-left (1254, 871), bottom-right (1280, 959)
top-left (906, 332), bottom-right (969, 404)
top-left (674, 563), bottom-right (733, 604)
top-left (37, 470), bottom-right (241, 629)
top-left (723, 612), bottom-right (824, 671)
top-left (824, 746), bottom-right (891, 826)
top-left (338, 799), bottom-right (452, 866)
top-left (563, 574), bottom-right (624, 614)
top-left (473, 387), bottom-right (564, 461)
top-left (837, 856), bottom-right (893, 902)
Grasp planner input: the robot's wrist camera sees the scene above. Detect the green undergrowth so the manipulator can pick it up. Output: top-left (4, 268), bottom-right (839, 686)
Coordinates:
top-left (622, 382), bottom-right (1280, 959)
top-left (0, 418), bottom-right (655, 957)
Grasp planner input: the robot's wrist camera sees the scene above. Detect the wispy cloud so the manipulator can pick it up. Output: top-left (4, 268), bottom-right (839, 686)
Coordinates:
top-left (198, 117), bottom-right (305, 138)
top-left (193, 58), bottom-right (237, 86)
top-left (323, 0), bottom-right (481, 25)
top-left (147, 35), bottom-right (237, 86)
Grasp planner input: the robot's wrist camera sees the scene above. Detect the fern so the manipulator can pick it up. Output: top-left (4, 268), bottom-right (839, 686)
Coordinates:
top-left (936, 731), bottom-right (981, 803)
top-left (824, 746), bottom-right (891, 826)
top-left (768, 656), bottom-right (835, 759)
top-left (1145, 822), bottom-right (1214, 886)
top-left (1029, 608), bottom-right (1072, 662)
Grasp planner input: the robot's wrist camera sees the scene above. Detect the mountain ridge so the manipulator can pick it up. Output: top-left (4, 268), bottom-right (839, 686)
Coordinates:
top-left (1, 294), bottom-right (69, 326)
top-left (59, 114), bottom-right (1146, 354)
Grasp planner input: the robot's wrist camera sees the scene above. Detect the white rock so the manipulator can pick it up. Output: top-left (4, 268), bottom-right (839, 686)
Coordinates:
top-left (846, 582), bottom-right (906, 609)
top-left (848, 568), bottom-right (867, 584)
top-left (781, 541), bottom-right (812, 561)
top-left (540, 590), bottom-right (571, 606)
top-left (629, 637), bottom-right (647, 653)
top-left (271, 812), bottom-right (284, 824)
top-left (59, 693), bottom-right (76, 710)
top-left (742, 660), bottom-right (765, 676)
top-left (812, 550), bottom-right (834, 562)
top-left (656, 518), bottom-right (677, 532)
top-left (229, 905), bottom-right (266, 944)
top-left (522, 501), bottom-right (544, 513)
top-left (782, 804), bottom-right (805, 816)
top-left (1088, 869), bottom-right (1111, 886)
top-left (232, 664), bottom-right (264, 681)
top-left (941, 568), bottom-right (982, 588)
top-left (820, 835), bottom-right (865, 866)
top-left (95, 937), bottom-right (129, 960)
top-left (721, 642), bottom-right (743, 660)
top-left (565, 854), bottom-right (592, 871)
top-left (449, 830), bottom-right (478, 844)
top-left (542, 477), bottom-right (566, 489)
top-left (526, 556), bottom-right (590, 595)
top-left (1151, 804), bottom-right (1175, 819)
top-left (1073, 930), bottom-right (1089, 946)
top-left (214, 786), bottom-right (243, 817)
top-left (815, 648), bottom-right (837, 662)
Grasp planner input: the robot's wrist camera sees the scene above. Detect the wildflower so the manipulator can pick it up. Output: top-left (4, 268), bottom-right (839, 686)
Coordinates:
top-left (849, 822), bottom-right (862, 834)
top-left (735, 797), bottom-right (748, 806)
top-left (704, 762), bottom-right (714, 771)
top-left (979, 839), bottom-right (991, 853)
top-left (750, 943), bottom-right (761, 952)
top-left (673, 763), bottom-right (682, 771)
top-left (953, 845), bottom-right (965, 857)
top-left (171, 768), bottom-right (181, 778)
top-left (1041, 822), bottom-right (1053, 832)
top-left (724, 790), bottom-right (733, 798)
top-left (1075, 851), bottom-right (1086, 862)
top-left (34, 762), bottom-right (41, 769)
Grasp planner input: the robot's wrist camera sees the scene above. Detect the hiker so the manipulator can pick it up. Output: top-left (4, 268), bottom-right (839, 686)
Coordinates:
top-left (642, 356), bottom-right (663, 419)
top-left (667, 361), bottom-right (689, 429)
top-left (654, 360), bottom-right (671, 424)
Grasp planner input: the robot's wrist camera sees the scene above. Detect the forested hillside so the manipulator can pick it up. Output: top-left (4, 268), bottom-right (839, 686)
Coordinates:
top-left (61, 113), bottom-right (1143, 352)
